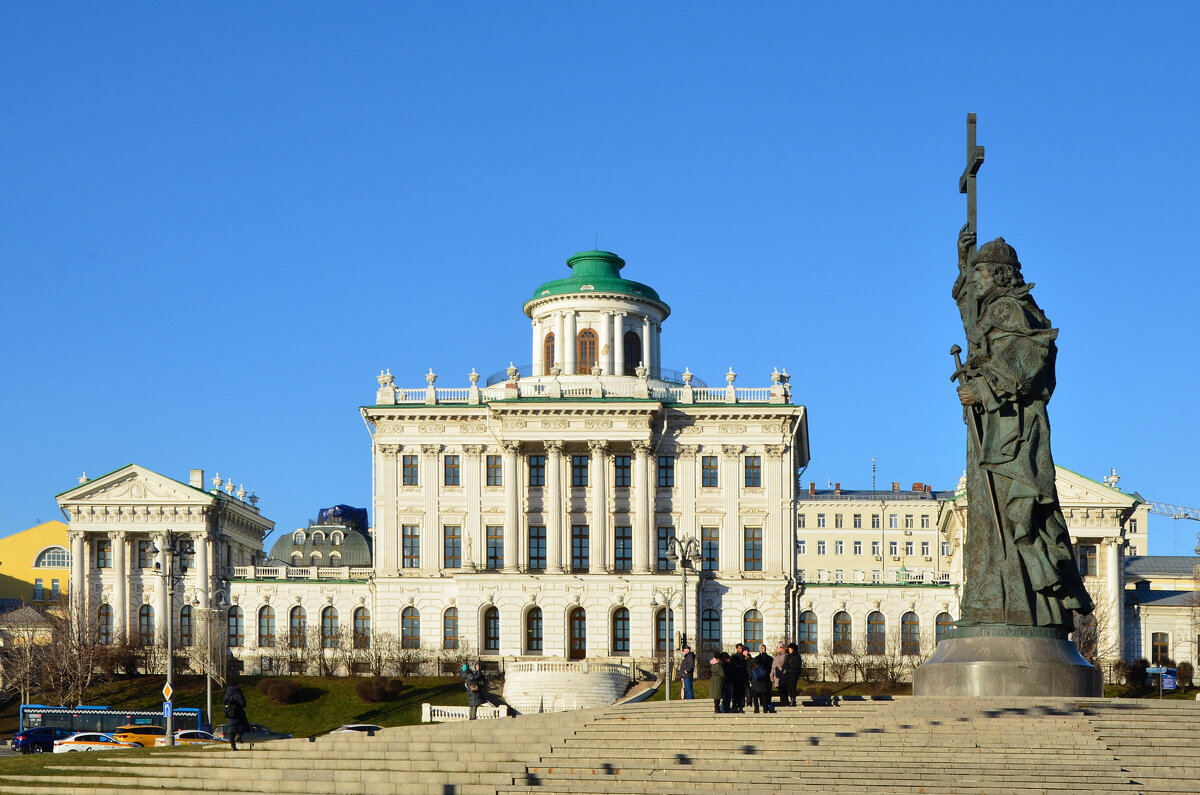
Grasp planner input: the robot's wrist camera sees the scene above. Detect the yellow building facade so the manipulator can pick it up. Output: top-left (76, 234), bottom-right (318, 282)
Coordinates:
top-left (0, 520), bottom-right (71, 606)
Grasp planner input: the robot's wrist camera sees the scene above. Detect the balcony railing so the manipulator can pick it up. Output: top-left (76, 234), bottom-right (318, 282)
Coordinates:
top-left (485, 364), bottom-right (706, 387)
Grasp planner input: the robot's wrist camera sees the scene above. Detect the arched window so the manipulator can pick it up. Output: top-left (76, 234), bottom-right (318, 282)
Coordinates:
top-left (35, 546), bottom-right (69, 568)
top-left (832, 611), bottom-right (851, 654)
top-left (443, 607), bottom-right (459, 650)
top-left (623, 330), bottom-right (642, 375)
top-left (290, 606), bottom-right (307, 648)
top-left (901, 611), bottom-right (920, 656)
top-left (576, 329), bottom-right (598, 374)
top-left (353, 607), bottom-right (370, 649)
top-left (228, 606), bottom-right (244, 648)
top-left (293, 531), bottom-right (305, 545)
top-left (401, 607), bottom-right (420, 649)
top-left (259, 606), bottom-right (276, 648)
top-left (654, 607), bottom-right (674, 655)
top-left (330, 553), bottom-right (342, 567)
top-left (290, 552), bottom-right (303, 567)
top-left (743, 610), bottom-right (764, 647)
top-left (312, 531), bottom-right (326, 545)
top-left (331, 532), bottom-right (343, 546)
top-left (569, 607), bottom-right (586, 660)
top-left (483, 606), bottom-right (500, 653)
top-left (525, 607), bottom-right (543, 654)
top-left (98, 604), bottom-right (113, 645)
top-left (935, 612), bottom-right (953, 645)
top-left (700, 608), bottom-right (721, 652)
top-left (139, 605), bottom-right (155, 647)
top-left (543, 332), bottom-right (555, 375)
top-left (867, 611), bottom-right (886, 655)
top-left (799, 610), bottom-right (818, 655)
top-left (179, 605), bottom-right (193, 647)
top-left (321, 606), bottom-right (339, 648)
top-left (310, 552), bottom-right (322, 567)
top-left (612, 607), bottom-right (630, 656)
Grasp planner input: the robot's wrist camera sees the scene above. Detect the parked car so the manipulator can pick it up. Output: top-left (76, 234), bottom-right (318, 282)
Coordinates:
top-left (53, 732), bottom-right (138, 752)
top-left (10, 727), bottom-right (74, 754)
top-left (112, 724), bottom-right (168, 748)
top-left (328, 724), bottom-right (383, 735)
top-left (154, 729), bottom-right (225, 747)
top-left (213, 723), bottom-right (292, 743)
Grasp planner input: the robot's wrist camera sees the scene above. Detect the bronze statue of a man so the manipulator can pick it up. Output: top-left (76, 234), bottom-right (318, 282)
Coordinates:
top-left (952, 225), bottom-right (1094, 633)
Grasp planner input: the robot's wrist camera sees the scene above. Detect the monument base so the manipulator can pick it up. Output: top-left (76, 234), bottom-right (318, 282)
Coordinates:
top-left (914, 628), bottom-right (1102, 697)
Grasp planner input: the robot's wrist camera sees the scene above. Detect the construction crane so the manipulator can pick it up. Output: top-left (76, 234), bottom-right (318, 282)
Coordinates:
top-left (1144, 502), bottom-right (1200, 554)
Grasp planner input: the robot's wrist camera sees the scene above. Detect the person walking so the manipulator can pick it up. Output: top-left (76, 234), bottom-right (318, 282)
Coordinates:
top-left (709, 652), bottom-right (727, 713)
top-left (782, 642), bottom-right (802, 707)
top-left (679, 644), bottom-right (696, 700)
top-left (222, 681), bottom-right (250, 751)
top-left (463, 662), bottom-right (488, 720)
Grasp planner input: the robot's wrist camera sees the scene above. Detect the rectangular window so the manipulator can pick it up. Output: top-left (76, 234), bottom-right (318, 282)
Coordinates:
top-left (33, 579), bottom-right (43, 602)
top-left (614, 526), bottom-right (632, 571)
top-left (921, 514), bottom-right (930, 529)
top-left (904, 514), bottom-right (914, 529)
top-left (744, 527), bottom-right (763, 571)
top-left (817, 513), bottom-right (826, 528)
top-left (853, 514), bottom-right (862, 529)
top-left (744, 456), bottom-right (761, 487)
top-left (834, 514), bottom-right (843, 529)
top-left (834, 569), bottom-right (844, 583)
top-left (1151, 632), bottom-right (1170, 665)
top-left (402, 525), bottom-right (420, 568)
top-left (835, 540), bottom-right (844, 555)
top-left (1079, 545), bottom-right (1098, 576)
top-left (889, 514), bottom-right (898, 529)
top-left (443, 526), bottom-right (462, 569)
top-left (571, 455), bottom-right (589, 487)
top-left (571, 525), bottom-right (589, 571)
top-left (871, 570), bottom-right (882, 583)
top-left (402, 455), bottom-right (419, 485)
top-left (871, 514), bottom-right (881, 530)
top-left (657, 456), bottom-right (674, 487)
top-left (921, 541), bottom-right (930, 556)
top-left (96, 540), bottom-right (112, 568)
top-left (528, 526), bottom-right (546, 571)
top-left (941, 541), bottom-right (951, 556)
top-left (798, 514), bottom-right (806, 529)
top-left (871, 540), bottom-right (881, 556)
top-left (817, 541), bottom-right (826, 555)
top-left (50, 580), bottom-right (59, 602)
top-left (614, 456), bottom-right (631, 487)
top-left (486, 526), bottom-right (503, 570)
top-left (853, 540), bottom-right (862, 555)
top-left (656, 527), bottom-right (676, 571)
top-left (701, 526), bottom-right (719, 571)
top-left (905, 541), bottom-right (914, 556)
top-left (701, 456), bottom-right (719, 487)
top-left (889, 541), bottom-right (899, 556)
top-left (528, 455), bottom-right (546, 486)
top-left (444, 455), bottom-right (461, 486)
top-left (137, 540), bottom-right (153, 569)
top-left (798, 540), bottom-right (807, 555)
top-left (486, 455), bottom-right (503, 486)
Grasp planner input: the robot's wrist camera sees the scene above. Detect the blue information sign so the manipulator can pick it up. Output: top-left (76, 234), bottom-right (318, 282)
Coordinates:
top-left (1162, 674), bottom-right (1177, 690)
top-left (163, 701), bottom-right (172, 718)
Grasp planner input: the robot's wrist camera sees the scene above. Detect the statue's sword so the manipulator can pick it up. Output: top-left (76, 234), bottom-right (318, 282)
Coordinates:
top-left (951, 345), bottom-right (1004, 544)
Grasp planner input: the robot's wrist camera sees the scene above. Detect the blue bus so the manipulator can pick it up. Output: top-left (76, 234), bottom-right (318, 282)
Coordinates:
top-left (19, 705), bottom-right (205, 734)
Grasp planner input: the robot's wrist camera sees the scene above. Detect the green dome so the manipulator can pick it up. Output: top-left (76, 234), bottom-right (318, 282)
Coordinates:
top-left (523, 250), bottom-right (669, 317)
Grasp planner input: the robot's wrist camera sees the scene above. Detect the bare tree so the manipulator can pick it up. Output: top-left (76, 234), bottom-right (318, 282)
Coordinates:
top-left (435, 638), bottom-right (475, 677)
top-left (39, 611), bottom-right (108, 707)
top-left (0, 613), bottom-right (51, 706)
top-left (824, 648), bottom-right (855, 684)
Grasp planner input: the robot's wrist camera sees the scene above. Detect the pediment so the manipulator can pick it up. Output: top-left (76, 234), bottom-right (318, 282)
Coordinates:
top-left (57, 464), bottom-right (212, 507)
top-left (1054, 466), bottom-right (1137, 511)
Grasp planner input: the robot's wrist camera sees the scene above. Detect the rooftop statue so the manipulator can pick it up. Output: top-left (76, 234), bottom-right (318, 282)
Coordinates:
top-left (951, 224), bottom-right (1095, 633)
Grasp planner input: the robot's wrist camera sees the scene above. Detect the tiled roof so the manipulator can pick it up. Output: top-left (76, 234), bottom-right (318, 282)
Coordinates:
top-left (797, 488), bottom-right (954, 502)
top-left (1124, 556), bottom-right (1200, 578)
top-left (1126, 588), bottom-right (1197, 608)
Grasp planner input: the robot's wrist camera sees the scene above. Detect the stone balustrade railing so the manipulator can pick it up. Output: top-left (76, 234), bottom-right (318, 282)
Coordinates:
top-left (421, 704), bottom-right (509, 723)
top-left (505, 660), bottom-right (633, 678)
top-left (232, 565), bottom-right (373, 581)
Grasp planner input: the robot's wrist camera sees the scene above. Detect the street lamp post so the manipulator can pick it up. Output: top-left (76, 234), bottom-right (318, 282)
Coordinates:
top-left (652, 587), bottom-right (679, 701)
top-left (194, 588), bottom-right (228, 731)
top-left (665, 536), bottom-right (703, 652)
top-left (152, 531), bottom-right (187, 747)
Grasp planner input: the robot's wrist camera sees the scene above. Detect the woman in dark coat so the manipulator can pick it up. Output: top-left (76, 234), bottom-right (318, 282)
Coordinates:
top-left (222, 682), bottom-right (251, 751)
top-left (463, 663), bottom-right (488, 720)
top-left (709, 653), bottom-right (726, 714)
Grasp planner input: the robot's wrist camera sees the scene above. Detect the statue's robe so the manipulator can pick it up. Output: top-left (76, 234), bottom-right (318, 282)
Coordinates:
top-left (956, 283), bottom-right (1094, 631)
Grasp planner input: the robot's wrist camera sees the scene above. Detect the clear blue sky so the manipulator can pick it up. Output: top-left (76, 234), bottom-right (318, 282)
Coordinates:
top-left (2, 3), bottom-right (1197, 555)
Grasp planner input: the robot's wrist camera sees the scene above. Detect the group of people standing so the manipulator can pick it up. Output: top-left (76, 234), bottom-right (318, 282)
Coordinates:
top-left (679, 642), bottom-right (803, 713)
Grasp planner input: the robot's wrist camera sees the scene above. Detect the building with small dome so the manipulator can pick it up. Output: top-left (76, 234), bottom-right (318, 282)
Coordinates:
top-left (266, 506), bottom-right (373, 569)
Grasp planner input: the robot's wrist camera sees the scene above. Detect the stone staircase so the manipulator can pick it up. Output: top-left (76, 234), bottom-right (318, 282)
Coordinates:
top-left (0, 697), bottom-right (1196, 794)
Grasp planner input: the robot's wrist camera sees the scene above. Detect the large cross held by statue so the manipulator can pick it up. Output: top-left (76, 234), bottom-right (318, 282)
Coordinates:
top-left (959, 112), bottom-right (985, 255)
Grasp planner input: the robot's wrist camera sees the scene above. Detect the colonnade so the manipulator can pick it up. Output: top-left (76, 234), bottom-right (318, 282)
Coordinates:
top-left (530, 310), bottom-right (660, 376)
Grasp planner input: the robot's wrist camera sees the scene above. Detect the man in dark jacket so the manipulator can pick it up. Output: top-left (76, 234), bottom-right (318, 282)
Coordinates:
top-left (678, 644), bottom-right (696, 699)
top-left (781, 643), bottom-right (802, 707)
top-left (463, 662), bottom-right (488, 720)
top-left (727, 644), bottom-right (748, 713)
top-left (222, 682), bottom-right (250, 751)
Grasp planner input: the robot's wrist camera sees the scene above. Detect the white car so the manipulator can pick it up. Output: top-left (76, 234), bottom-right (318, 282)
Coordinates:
top-left (328, 724), bottom-right (383, 735)
top-left (53, 732), bottom-right (138, 753)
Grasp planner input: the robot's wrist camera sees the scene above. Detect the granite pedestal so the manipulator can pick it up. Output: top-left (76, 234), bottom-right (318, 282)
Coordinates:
top-left (914, 627), bottom-right (1102, 697)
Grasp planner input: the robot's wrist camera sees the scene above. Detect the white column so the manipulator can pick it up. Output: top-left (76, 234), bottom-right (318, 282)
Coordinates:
top-left (589, 440), bottom-right (608, 574)
top-left (532, 318), bottom-right (541, 375)
top-left (69, 530), bottom-right (86, 624)
top-left (111, 531), bottom-right (127, 641)
top-left (565, 312), bottom-right (577, 374)
top-left (154, 533), bottom-right (169, 646)
top-left (463, 445), bottom-right (484, 572)
top-left (545, 441), bottom-right (564, 573)
top-left (421, 444), bottom-right (442, 573)
top-left (641, 316), bottom-right (651, 374)
top-left (194, 530), bottom-right (210, 609)
top-left (652, 320), bottom-right (661, 373)
top-left (614, 312), bottom-right (626, 376)
top-left (722, 445), bottom-right (743, 570)
top-left (764, 445), bottom-right (785, 573)
top-left (632, 440), bottom-right (651, 572)
top-left (600, 312), bottom-right (613, 375)
top-left (502, 441), bottom-right (521, 573)
top-left (1105, 539), bottom-right (1123, 659)
top-left (377, 445), bottom-right (399, 573)
top-left (555, 312), bottom-right (566, 370)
